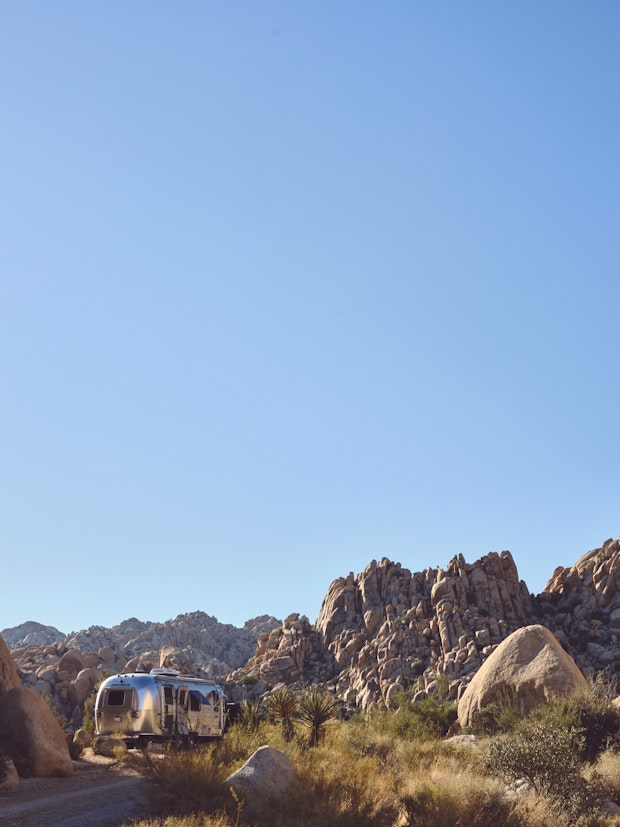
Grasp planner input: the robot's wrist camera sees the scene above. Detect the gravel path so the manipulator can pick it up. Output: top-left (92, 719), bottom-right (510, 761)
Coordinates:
top-left (0, 753), bottom-right (151, 827)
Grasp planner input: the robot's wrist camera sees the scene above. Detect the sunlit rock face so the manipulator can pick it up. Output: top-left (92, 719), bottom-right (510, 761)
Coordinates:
top-left (228, 537), bottom-right (620, 711)
top-left (229, 549), bottom-right (537, 709)
top-left (6, 536), bottom-right (620, 716)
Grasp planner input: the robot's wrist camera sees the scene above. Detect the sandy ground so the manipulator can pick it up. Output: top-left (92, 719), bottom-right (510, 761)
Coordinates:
top-left (0, 751), bottom-right (151, 827)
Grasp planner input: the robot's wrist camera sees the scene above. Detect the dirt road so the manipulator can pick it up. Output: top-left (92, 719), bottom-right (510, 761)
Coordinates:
top-left (0, 753), bottom-right (151, 827)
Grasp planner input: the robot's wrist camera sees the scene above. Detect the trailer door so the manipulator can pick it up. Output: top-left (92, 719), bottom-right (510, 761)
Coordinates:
top-left (162, 684), bottom-right (176, 735)
top-left (176, 686), bottom-right (190, 735)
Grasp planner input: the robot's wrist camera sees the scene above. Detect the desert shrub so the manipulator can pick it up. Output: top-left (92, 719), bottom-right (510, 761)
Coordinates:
top-left (265, 687), bottom-right (298, 742)
top-left (486, 720), bottom-right (601, 819)
top-left (585, 747), bottom-right (620, 799)
top-left (297, 689), bottom-right (337, 747)
top-left (280, 741), bottom-right (399, 827)
top-left (236, 700), bottom-right (267, 733)
top-left (368, 693), bottom-right (457, 740)
top-left (468, 686), bottom-right (527, 736)
top-left (130, 745), bottom-right (231, 815)
top-left (398, 775), bottom-right (520, 827)
top-left (532, 684), bottom-right (620, 763)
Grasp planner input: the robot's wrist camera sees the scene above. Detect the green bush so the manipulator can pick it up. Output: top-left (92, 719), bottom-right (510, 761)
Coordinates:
top-left (532, 684), bottom-right (620, 763)
top-left (486, 720), bottom-right (601, 819)
top-left (369, 693), bottom-right (457, 740)
top-left (468, 686), bottom-right (526, 736)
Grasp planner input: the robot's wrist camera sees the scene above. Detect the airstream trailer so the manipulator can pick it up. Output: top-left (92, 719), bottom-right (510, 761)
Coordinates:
top-left (95, 668), bottom-right (228, 747)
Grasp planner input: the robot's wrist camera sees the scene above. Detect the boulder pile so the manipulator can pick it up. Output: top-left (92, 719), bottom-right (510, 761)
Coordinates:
top-left (4, 612), bottom-right (280, 727)
top-left (537, 537), bottom-right (620, 676)
top-left (228, 538), bottom-right (620, 710)
top-left (228, 550), bottom-right (535, 708)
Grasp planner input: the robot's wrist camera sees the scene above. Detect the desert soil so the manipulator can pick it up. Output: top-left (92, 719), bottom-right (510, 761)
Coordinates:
top-left (0, 751), bottom-right (151, 827)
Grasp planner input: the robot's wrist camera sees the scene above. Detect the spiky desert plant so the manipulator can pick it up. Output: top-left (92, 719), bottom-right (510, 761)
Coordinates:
top-left (265, 687), bottom-right (299, 742)
top-left (237, 699), bottom-right (267, 733)
top-left (298, 689), bottom-right (336, 747)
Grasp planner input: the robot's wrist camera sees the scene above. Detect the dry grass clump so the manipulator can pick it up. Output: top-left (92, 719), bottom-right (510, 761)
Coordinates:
top-left (587, 748), bottom-right (620, 798)
top-left (398, 767), bottom-right (518, 827)
top-left (129, 746), bottom-right (232, 816)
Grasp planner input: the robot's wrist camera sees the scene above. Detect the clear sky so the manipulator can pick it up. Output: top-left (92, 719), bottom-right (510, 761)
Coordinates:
top-left (1, 2), bottom-right (618, 635)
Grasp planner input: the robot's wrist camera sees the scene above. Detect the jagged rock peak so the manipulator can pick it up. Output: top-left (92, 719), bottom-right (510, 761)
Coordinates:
top-left (536, 536), bottom-right (620, 677)
top-left (543, 537), bottom-right (620, 604)
top-left (228, 549), bottom-right (535, 710)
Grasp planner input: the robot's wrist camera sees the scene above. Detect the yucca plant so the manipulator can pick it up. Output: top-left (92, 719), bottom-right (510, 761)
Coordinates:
top-left (298, 690), bottom-right (336, 747)
top-left (237, 699), bottom-right (267, 733)
top-left (265, 687), bottom-right (299, 742)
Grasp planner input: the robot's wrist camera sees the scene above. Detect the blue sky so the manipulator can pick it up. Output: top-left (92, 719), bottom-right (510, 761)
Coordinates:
top-left (1, 3), bottom-right (618, 634)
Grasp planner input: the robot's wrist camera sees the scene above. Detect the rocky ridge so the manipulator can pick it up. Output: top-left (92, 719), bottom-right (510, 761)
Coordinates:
top-left (226, 537), bottom-right (620, 709)
top-left (4, 536), bottom-right (620, 720)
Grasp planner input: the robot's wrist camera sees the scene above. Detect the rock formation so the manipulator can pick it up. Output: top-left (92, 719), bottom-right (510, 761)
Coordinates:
top-left (0, 634), bottom-right (21, 694)
top-left (457, 624), bottom-right (588, 727)
top-left (228, 550), bottom-right (535, 709)
top-left (1, 621), bottom-right (65, 649)
top-left (5, 535), bottom-right (620, 720)
top-left (536, 537), bottom-right (620, 678)
top-left (0, 635), bottom-right (72, 779)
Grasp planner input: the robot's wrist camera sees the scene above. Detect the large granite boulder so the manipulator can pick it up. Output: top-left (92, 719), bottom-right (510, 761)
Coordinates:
top-left (458, 624), bottom-right (588, 727)
top-left (224, 745), bottom-right (297, 817)
top-left (0, 687), bottom-right (73, 777)
top-left (0, 635), bottom-right (20, 694)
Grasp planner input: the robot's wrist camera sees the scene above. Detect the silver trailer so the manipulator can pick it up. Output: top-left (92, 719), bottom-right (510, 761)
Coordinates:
top-left (95, 668), bottom-right (228, 747)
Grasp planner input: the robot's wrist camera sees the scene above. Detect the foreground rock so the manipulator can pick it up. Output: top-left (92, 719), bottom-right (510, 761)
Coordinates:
top-left (0, 635), bottom-right (21, 694)
top-left (457, 624), bottom-right (588, 727)
top-left (224, 746), bottom-right (297, 818)
top-left (0, 686), bottom-right (73, 777)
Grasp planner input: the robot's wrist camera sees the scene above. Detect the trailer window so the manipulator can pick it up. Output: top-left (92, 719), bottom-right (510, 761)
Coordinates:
top-left (189, 691), bottom-right (201, 712)
top-left (106, 690), bottom-right (126, 707)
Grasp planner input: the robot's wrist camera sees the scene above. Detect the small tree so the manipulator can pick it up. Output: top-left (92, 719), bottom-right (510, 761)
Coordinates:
top-left (265, 687), bottom-right (298, 742)
top-left (298, 690), bottom-right (336, 747)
